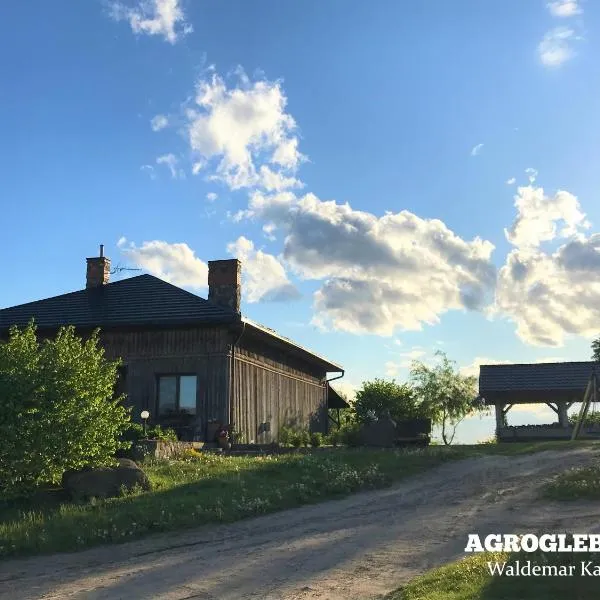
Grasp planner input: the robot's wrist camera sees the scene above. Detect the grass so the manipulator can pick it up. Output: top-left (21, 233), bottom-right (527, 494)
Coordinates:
top-left (544, 462), bottom-right (600, 500)
top-left (0, 441), bottom-right (595, 560)
top-left (386, 550), bottom-right (599, 600)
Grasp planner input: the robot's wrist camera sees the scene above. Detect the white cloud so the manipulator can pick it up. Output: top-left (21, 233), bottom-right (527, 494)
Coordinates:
top-left (140, 164), bottom-right (156, 179)
top-left (185, 71), bottom-right (305, 190)
top-left (547, 1), bottom-right (581, 18)
top-left (538, 27), bottom-right (576, 67)
top-left (329, 380), bottom-right (358, 402)
top-left (525, 167), bottom-right (538, 183)
top-left (262, 223), bottom-right (277, 241)
top-left (504, 184), bottom-right (589, 249)
top-left (238, 190), bottom-right (496, 336)
top-left (206, 192), bottom-right (218, 202)
top-left (156, 153), bottom-right (184, 179)
top-left (226, 236), bottom-right (301, 303)
top-left (150, 114), bottom-right (169, 131)
top-left (495, 180), bottom-right (600, 346)
top-left (471, 143), bottom-right (484, 156)
top-left (109, 0), bottom-right (192, 44)
top-left (506, 177), bottom-right (516, 185)
top-left (117, 238), bottom-right (208, 288)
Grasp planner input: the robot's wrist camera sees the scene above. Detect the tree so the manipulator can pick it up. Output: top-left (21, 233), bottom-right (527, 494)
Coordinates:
top-left (353, 378), bottom-right (422, 424)
top-left (410, 351), bottom-right (483, 445)
top-left (0, 322), bottom-right (131, 498)
top-left (592, 336), bottom-right (600, 362)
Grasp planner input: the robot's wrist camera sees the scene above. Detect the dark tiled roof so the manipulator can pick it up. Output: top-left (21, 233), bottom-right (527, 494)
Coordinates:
top-left (479, 361), bottom-right (598, 393)
top-left (0, 274), bottom-right (238, 330)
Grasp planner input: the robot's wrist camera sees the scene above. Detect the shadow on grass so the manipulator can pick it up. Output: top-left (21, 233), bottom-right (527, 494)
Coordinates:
top-left (0, 447), bottom-right (464, 559)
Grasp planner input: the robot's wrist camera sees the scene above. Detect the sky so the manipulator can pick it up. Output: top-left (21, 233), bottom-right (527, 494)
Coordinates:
top-left (2, 0), bottom-right (600, 442)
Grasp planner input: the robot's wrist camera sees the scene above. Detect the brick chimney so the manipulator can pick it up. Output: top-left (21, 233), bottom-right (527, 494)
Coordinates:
top-left (208, 259), bottom-right (241, 313)
top-left (86, 244), bottom-right (111, 289)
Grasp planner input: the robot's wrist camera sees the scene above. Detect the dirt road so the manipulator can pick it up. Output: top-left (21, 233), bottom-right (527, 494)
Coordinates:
top-left (2, 447), bottom-right (600, 600)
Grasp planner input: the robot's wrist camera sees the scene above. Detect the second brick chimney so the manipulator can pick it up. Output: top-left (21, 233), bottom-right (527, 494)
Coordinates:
top-left (208, 259), bottom-right (241, 313)
top-left (86, 244), bottom-right (111, 289)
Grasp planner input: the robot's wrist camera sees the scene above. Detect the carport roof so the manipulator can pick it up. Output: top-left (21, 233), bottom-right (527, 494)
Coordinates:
top-left (479, 361), bottom-right (598, 404)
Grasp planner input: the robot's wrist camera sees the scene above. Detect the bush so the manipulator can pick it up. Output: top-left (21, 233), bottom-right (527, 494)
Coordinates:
top-left (279, 425), bottom-right (293, 446)
top-left (339, 421), bottom-right (362, 447)
top-left (354, 378), bottom-right (421, 424)
top-left (121, 423), bottom-right (178, 443)
top-left (326, 429), bottom-right (341, 447)
top-left (0, 323), bottom-right (131, 498)
top-left (310, 432), bottom-right (323, 447)
top-left (290, 430), bottom-right (304, 448)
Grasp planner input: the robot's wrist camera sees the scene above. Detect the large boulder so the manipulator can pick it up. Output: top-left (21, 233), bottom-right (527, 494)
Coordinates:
top-left (62, 458), bottom-right (151, 500)
top-left (359, 416), bottom-right (397, 447)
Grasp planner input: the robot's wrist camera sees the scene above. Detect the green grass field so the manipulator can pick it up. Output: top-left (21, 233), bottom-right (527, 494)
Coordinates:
top-left (0, 441), bottom-right (594, 560)
top-left (386, 550), bottom-right (599, 600)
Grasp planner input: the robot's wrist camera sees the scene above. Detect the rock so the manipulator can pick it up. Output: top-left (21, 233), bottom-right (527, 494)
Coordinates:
top-left (62, 458), bottom-right (151, 500)
top-left (359, 416), bottom-right (397, 447)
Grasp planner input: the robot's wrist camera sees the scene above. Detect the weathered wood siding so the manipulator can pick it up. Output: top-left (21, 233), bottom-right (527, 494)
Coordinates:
top-left (232, 333), bottom-right (327, 443)
top-left (101, 327), bottom-right (231, 439)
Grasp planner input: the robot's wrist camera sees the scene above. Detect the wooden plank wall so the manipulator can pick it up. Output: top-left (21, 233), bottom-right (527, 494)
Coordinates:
top-left (101, 327), bottom-right (230, 438)
top-left (232, 334), bottom-right (327, 443)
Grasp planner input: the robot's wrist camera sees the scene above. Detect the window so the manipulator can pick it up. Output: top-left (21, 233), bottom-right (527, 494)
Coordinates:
top-left (157, 375), bottom-right (197, 416)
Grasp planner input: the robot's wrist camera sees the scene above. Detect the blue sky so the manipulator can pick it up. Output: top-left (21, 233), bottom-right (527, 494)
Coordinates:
top-left (2, 0), bottom-right (599, 442)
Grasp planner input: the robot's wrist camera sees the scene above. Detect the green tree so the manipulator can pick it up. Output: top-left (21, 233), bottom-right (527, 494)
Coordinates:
top-left (592, 336), bottom-right (600, 362)
top-left (410, 351), bottom-right (483, 445)
top-left (0, 322), bottom-right (130, 498)
top-left (353, 378), bottom-right (421, 424)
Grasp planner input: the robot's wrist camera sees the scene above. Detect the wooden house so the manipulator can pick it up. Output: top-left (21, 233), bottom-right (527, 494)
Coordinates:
top-left (0, 247), bottom-right (345, 443)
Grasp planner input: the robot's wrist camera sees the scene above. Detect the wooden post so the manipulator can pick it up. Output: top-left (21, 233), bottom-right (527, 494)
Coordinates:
top-left (495, 403), bottom-right (505, 432)
top-left (557, 402), bottom-right (569, 427)
top-left (572, 373), bottom-right (595, 440)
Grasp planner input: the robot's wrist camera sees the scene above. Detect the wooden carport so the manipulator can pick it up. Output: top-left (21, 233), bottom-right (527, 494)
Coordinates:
top-left (478, 361), bottom-right (597, 441)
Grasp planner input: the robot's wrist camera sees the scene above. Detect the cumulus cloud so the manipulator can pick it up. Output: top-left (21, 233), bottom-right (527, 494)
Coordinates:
top-left (109, 0), bottom-right (192, 44)
top-left (495, 181), bottom-right (600, 346)
top-left (117, 238), bottom-right (208, 288)
top-left (156, 153), bottom-right (184, 178)
top-left (506, 177), bottom-right (516, 185)
top-left (538, 27), bottom-right (577, 67)
top-left (206, 192), bottom-right (218, 202)
top-left (226, 236), bottom-right (301, 303)
top-left (471, 143), bottom-right (484, 156)
top-left (185, 71), bottom-right (305, 190)
top-left (238, 190), bottom-right (496, 335)
top-left (151, 114), bottom-right (169, 131)
top-left (547, 0), bottom-right (581, 18)
top-left (504, 184), bottom-right (589, 249)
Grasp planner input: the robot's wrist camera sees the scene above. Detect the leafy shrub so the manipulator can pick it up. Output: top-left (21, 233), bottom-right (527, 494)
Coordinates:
top-left (354, 378), bottom-right (421, 424)
top-left (279, 425), bottom-right (293, 446)
top-left (326, 429), bottom-right (341, 447)
top-left (289, 431), bottom-right (304, 448)
top-left (0, 323), bottom-right (130, 498)
top-left (149, 425), bottom-right (178, 441)
top-left (121, 423), bottom-right (178, 443)
top-left (310, 432), bottom-right (323, 447)
top-left (339, 421), bottom-right (362, 447)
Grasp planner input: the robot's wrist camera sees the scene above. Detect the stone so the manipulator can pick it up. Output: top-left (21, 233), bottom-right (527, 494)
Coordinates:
top-left (359, 416), bottom-right (397, 447)
top-left (62, 458), bottom-right (151, 500)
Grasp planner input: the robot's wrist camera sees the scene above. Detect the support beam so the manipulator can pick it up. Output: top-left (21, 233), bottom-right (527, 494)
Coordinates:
top-left (495, 403), bottom-right (505, 431)
top-left (572, 373), bottom-right (596, 440)
top-left (547, 403), bottom-right (559, 415)
top-left (557, 402), bottom-right (569, 428)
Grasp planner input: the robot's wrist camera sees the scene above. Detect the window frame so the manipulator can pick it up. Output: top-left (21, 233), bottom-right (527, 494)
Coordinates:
top-left (156, 373), bottom-right (198, 417)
